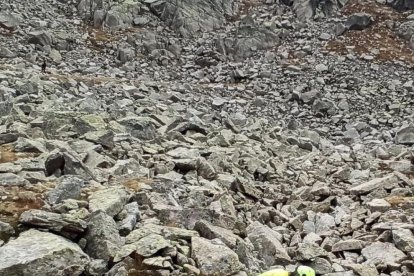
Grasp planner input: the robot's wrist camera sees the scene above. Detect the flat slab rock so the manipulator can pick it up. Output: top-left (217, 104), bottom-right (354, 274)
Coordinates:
top-left (332, 239), bottom-right (364, 252)
top-left (0, 229), bottom-right (89, 276)
top-left (88, 187), bottom-right (129, 217)
top-left (361, 241), bottom-right (407, 266)
top-left (349, 174), bottom-right (398, 195)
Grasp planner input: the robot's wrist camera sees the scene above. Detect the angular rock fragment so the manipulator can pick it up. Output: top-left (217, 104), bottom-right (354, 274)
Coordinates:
top-left (350, 174), bottom-right (399, 195)
top-left (19, 209), bottom-right (87, 239)
top-left (0, 229), bottom-right (89, 275)
top-left (345, 13), bottom-right (374, 30)
top-left (47, 175), bottom-right (85, 205)
top-left (361, 242), bottom-right (406, 266)
top-left (191, 237), bottom-right (243, 276)
top-left (85, 211), bottom-right (123, 261)
top-left (89, 187), bottom-right (129, 217)
top-left (246, 221), bottom-right (291, 266)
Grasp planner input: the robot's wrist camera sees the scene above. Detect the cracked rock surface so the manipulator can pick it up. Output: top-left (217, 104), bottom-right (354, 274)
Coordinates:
top-left (0, 0), bottom-right (414, 275)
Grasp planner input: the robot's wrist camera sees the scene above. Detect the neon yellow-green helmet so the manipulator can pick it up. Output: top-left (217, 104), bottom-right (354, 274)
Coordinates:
top-left (257, 268), bottom-right (289, 276)
top-left (295, 266), bottom-right (316, 276)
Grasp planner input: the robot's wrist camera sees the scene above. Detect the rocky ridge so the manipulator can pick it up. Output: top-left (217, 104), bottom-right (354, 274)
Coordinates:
top-left (0, 0), bottom-right (414, 275)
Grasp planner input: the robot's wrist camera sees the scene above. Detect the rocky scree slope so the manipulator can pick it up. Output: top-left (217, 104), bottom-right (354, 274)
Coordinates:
top-left (1, 0), bottom-right (414, 275)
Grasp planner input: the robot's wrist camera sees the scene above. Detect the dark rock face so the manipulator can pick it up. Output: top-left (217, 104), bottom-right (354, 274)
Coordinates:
top-left (388, 0), bottom-right (414, 11)
top-left (345, 13), bottom-right (374, 31)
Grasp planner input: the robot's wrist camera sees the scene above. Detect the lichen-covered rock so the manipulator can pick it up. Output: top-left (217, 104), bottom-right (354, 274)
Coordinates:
top-left (0, 229), bottom-right (89, 275)
top-left (191, 237), bottom-right (243, 276)
top-left (47, 175), bottom-right (85, 205)
top-left (84, 211), bottom-right (124, 261)
top-left (88, 187), bottom-right (129, 217)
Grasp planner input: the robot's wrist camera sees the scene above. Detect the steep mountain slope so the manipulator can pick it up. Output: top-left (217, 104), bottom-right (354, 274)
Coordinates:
top-left (0, 0), bottom-right (414, 275)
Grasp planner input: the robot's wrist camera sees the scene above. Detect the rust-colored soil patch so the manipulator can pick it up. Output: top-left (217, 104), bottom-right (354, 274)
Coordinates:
top-left (326, 0), bottom-right (414, 64)
top-left (81, 25), bottom-right (142, 52)
top-left (122, 177), bottom-right (153, 193)
top-left (0, 144), bottom-right (39, 164)
top-left (386, 196), bottom-right (414, 213)
top-left (0, 182), bottom-right (55, 228)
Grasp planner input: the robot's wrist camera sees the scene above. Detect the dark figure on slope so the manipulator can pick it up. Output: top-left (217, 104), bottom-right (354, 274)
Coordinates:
top-left (41, 59), bottom-right (47, 73)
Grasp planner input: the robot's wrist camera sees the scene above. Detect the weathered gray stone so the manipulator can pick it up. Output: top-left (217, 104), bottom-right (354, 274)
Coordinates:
top-left (350, 174), bottom-right (399, 195)
top-left (0, 229), bottom-right (89, 275)
top-left (361, 242), bottom-right (406, 266)
top-left (296, 242), bottom-right (329, 261)
top-left (118, 116), bottom-right (158, 140)
top-left (87, 259), bottom-right (108, 276)
top-left (246, 221), bottom-right (291, 266)
top-left (114, 233), bottom-right (172, 262)
top-left (149, 0), bottom-right (237, 37)
top-left (117, 202), bottom-right (140, 236)
top-left (0, 221), bottom-right (15, 241)
top-left (332, 239), bottom-right (364, 252)
top-left (367, 198), bottom-right (391, 213)
top-left (191, 237), bottom-right (242, 276)
top-left (194, 220), bottom-right (242, 249)
top-left (85, 211), bottom-right (123, 261)
top-left (395, 126), bottom-right (414, 145)
top-left (196, 157), bottom-right (217, 180)
top-left (0, 173), bottom-right (30, 186)
top-left (14, 137), bottom-right (46, 153)
top-left (125, 223), bottom-right (199, 244)
top-left (0, 47), bottom-right (16, 58)
top-left (19, 209), bottom-right (87, 238)
top-left (47, 175), bottom-right (85, 205)
top-left (344, 264), bottom-right (378, 276)
top-left (392, 229), bottom-right (414, 253)
top-left (89, 187), bottom-right (129, 217)
top-left (27, 30), bottom-right (53, 46)
top-left (117, 47), bottom-right (135, 63)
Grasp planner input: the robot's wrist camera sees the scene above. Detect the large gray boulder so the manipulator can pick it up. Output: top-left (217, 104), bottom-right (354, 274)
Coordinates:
top-left (84, 211), bottom-right (124, 261)
top-left (47, 175), bottom-right (85, 205)
top-left (361, 242), bottom-right (406, 266)
top-left (395, 126), bottom-right (414, 145)
top-left (392, 229), bottom-right (414, 253)
top-left (27, 30), bottom-right (53, 46)
top-left (191, 237), bottom-right (243, 276)
top-left (246, 221), bottom-right (291, 266)
top-left (0, 229), bottom-right (89, 275)
top-left (88, 187), bottom-right (129, 217)
top-left (349, 174), bottom-right (399, 195)
top-left (19, 209), bottom-right (87, 239)
top-left (194, 220), bottom-right (242, 249)
top-left (117, 116), bottom-right (158, 140)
